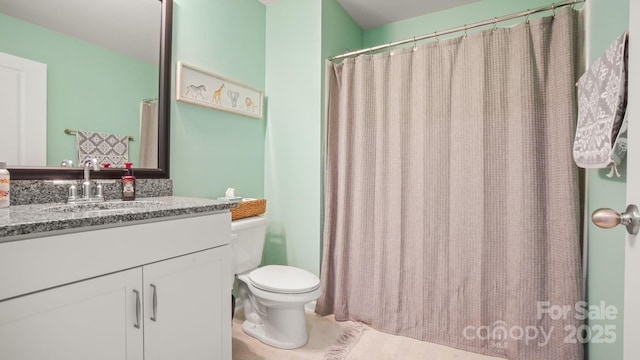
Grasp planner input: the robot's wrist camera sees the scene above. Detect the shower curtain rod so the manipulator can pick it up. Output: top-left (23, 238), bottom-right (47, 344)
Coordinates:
top-left (329, 0), bottom-right (584, 61)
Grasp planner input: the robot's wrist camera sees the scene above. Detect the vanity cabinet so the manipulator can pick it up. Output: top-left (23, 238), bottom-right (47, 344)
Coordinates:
top-left (0, 267), bottom-right (143, 360)
top-left (0, 212), bottom-right (232, 360)
top-left (143, 247), bottom-right (231, 360)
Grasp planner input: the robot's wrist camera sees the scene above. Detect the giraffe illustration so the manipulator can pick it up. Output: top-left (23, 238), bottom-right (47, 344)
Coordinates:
top-left (213, 83), bottom-right (225, 104)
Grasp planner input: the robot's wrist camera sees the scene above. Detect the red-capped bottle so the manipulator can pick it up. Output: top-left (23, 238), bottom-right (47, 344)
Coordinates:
top-left (121, 162), bottom-right (136, 201)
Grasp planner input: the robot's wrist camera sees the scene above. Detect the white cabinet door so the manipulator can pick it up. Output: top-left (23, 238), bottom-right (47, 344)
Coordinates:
top-left (143, 246), bottom-right (232, 360)
top-left (0, 268), bottom-right (143, 360)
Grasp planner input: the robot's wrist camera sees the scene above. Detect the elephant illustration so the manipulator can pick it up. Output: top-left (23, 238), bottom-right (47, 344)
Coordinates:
top-left (228, 90), bottom-right (240, 107)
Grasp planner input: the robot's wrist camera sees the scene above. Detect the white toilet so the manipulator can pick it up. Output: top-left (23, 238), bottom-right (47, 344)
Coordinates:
top-left (231, 216), bottom-right (322, 349)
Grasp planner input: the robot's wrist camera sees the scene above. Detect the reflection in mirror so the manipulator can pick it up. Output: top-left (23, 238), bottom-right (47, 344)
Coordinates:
top-left (0, 0), bottom-right (172, 179)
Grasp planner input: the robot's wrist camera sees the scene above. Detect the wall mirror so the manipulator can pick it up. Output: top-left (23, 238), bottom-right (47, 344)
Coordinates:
top-left (0, 0), bottom-right (172, 180)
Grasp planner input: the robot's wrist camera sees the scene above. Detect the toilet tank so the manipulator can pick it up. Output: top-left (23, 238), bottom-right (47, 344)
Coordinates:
top-left (231, 216), bottom-right (267, 274)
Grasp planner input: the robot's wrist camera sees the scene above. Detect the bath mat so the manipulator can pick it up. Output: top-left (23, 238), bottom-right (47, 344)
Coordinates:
top-left (324, 322), bottom-right (367, 360)
top-left (232, 308), bottom-right (502, 360)
top-left (232, 309), bottom-right (361, 360)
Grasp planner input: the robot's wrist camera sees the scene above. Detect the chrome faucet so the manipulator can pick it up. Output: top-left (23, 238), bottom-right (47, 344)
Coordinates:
top-left (83, 157), bottom-right (99, 190)
top-left (67, 157), bottom-right (104, 203)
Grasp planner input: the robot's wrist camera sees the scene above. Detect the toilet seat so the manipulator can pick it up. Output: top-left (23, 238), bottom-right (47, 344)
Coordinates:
top-left (247, 265), bottom-right (320, 294)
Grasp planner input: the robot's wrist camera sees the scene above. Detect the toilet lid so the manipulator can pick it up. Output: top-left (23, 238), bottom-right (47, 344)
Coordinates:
top-left (248, 265), bottom-right (320, 294)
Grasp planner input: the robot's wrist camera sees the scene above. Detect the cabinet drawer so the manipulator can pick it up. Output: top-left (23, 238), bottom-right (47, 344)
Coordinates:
top-left (0, 212), bottom-right (231, 301)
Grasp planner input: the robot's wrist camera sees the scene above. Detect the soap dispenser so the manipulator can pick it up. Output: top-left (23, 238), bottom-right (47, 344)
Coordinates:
top-left (121, 162), bottom-right (136, 201)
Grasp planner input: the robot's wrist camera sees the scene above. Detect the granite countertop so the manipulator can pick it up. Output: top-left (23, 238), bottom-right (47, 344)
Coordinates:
top-left (0, 196), bottom-right (237, 241)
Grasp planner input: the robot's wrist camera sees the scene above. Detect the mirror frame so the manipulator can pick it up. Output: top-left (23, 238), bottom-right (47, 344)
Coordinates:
top-left (9, 0), bottom-right (172, 180)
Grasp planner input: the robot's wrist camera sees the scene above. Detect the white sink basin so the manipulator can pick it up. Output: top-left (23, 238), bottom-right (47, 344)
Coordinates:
top-left (42, 200), bottom-right (162, 214)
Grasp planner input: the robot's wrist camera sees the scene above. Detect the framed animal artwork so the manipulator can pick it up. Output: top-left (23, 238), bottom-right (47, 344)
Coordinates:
top-left (176, 61), bottom-right (263, 119)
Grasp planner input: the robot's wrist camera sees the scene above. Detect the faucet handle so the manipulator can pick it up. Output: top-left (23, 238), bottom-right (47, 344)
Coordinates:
top-left (95, 183), bottom-right (104, 200)
top-left (68, 184), bottom-right (78, 203)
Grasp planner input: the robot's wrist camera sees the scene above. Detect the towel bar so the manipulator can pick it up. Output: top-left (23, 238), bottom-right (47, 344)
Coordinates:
top-left (64, 128), bottom-right (134, 141)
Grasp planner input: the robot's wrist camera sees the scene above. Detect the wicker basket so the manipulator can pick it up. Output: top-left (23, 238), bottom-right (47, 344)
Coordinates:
top-left (230, 198), bottom-right (267, 220)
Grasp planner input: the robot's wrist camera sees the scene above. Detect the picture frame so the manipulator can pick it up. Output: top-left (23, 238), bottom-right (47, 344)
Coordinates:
top-left (176, 61), bottom-right (263, 119)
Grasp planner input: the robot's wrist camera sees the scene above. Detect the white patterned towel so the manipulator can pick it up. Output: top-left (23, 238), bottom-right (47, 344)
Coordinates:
top-left (76, 130), bottom-right (129, 168)
top-left (573, 31), bottom-right (628, 170)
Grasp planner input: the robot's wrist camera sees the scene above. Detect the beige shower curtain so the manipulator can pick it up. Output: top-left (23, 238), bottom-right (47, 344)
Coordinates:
top-left (317, 8), bottom-right (583, 360)
top-left (139, 100), bottom-right (158, 168)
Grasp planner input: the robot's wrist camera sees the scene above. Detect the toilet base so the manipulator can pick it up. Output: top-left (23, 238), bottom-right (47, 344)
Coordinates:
top-left (242, 318), bottom-right (309, 349)
top-left (242, 304), bottom-right (309, 349)
top-left (236, 267), bottom-right (322, 350)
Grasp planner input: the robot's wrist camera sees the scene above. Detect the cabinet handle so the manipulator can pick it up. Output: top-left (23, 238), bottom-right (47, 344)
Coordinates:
top-left (133, 289), bottom-right (141, 329)
top-left (150, 284), bottom-right (158, 322)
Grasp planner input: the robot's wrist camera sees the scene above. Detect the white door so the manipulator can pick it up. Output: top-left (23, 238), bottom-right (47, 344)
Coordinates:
top-left (0, 268), bottom-right (143, 360)
top-left (143, 247), bottom-right (232, 360)
top-left (0, 51), bottom-right (47, 166)
top-left (624, 1), bottom-right (640, 358)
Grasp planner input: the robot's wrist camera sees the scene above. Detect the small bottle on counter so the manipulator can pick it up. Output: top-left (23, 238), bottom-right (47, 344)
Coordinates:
top-left (0, 162), bottom-right (10, 208)
top-left (121, 162), bottom-right (136, 201)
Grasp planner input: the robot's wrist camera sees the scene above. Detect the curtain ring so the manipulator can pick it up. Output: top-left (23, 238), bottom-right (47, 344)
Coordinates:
top-left (413, 36), bottom-right (417, 51)
top-left (551, 3), bottom-right (556, 18)
top-left (389, 42), bottom-right (394, 56)
top-left (463, 24), bottom-right (468, 39)
top-left (525, 10), bottom-right (531, 24)
top-left (434, 31), bottom-right (440, 46)
top-left (492, 17), bottom-right (498, 32)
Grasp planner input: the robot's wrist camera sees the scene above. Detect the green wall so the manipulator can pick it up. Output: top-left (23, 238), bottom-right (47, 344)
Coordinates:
top-left (585, 0), bottom-right (629, 358)
top-left (170, 0), bottom-right (266, 199)
top-left (0, 13), bottom-right (157, 167)
top-left (261, 0), bottom-right (361, 276)
top-left (321, 0), bottom-right (363, 60)
top-left (263, 0), bottom-right (324, 274)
